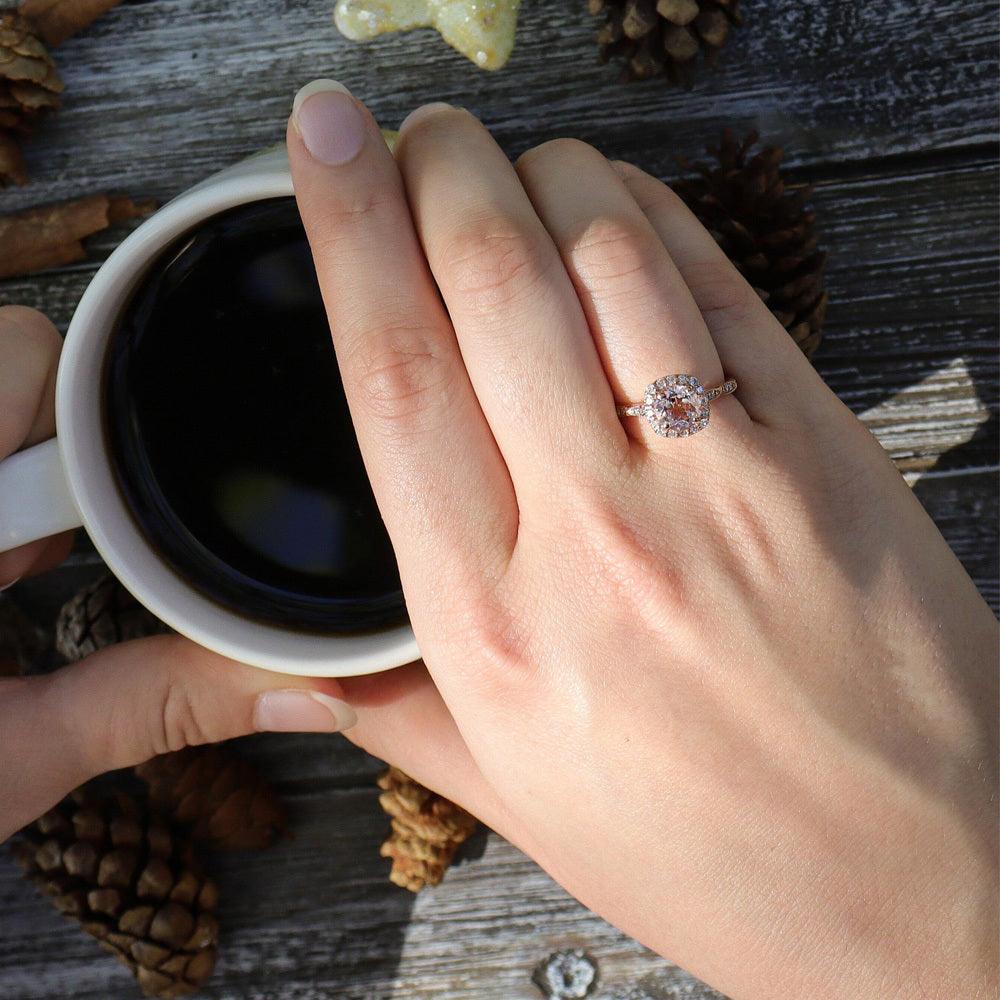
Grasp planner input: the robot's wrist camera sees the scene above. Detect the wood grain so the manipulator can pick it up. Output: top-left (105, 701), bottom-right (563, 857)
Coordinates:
top-left (0, 0), bottom-right (996, 998)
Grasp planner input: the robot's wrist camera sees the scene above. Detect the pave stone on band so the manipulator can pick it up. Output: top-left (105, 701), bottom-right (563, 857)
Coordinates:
top-left (617, 375), bottom-right (738, 438)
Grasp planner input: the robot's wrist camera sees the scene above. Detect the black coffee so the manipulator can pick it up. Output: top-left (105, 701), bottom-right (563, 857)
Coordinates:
top-left (104, 198), bottom-right (406, 633)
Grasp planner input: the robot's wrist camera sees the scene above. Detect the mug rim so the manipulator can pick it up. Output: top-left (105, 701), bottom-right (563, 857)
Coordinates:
top-left (57, 149), bottom-right (421, 677)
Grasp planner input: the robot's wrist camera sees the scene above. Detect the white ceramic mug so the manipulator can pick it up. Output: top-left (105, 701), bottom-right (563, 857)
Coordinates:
top-left (0, 147), bottom-right (419, 677)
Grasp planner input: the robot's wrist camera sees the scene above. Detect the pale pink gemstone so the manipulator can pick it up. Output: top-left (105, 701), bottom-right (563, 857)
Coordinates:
top-left (644, 376), bottom-right (709, 437)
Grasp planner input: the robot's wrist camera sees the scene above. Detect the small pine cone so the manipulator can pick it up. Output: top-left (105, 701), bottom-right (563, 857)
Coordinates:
top-left (377, 767), bottom-right (478, 892)
top-left (135, 746), bottom-right (288, 852)
top-left (56, 572), bottom-right (169, 662)
top-left (590, 0), bottom-right (743, 86)
top-left (12, 789), bottom-right (219, 998)
top-left (673, 129), bottom-right (828, 357)
top-left (0, 10), bottom-right (63, 184)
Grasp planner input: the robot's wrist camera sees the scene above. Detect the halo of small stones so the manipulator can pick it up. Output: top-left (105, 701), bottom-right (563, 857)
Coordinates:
top-left (643, 374), bottom-right (710, 438)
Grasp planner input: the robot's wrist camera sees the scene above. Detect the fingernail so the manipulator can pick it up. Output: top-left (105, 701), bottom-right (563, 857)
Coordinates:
top-left (0, 575), bottom-right (22, 592)
top-left (254, 689), bottom-right (358, 733)
top-left (398, 102), bottom-right (454, 134)
top-left (291, 79), bottom-right (367, 166)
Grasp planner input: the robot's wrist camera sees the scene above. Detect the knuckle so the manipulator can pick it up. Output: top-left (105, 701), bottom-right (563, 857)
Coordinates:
top-left (567, 486), bottom-right (687, 627)
top-left (516, 136), bottom-right (595, 173)
top-left (444, 590), bottom-right (536, 693)
top-left (398, 104), bottom-right (473, 150)
top-left (610, 158), bottom-right (643, 181)
top-left (438, 217), bottom-right (549, 314)
top-left (154, 684), bottom-right (206, 756)
top-left (150, 639), bottom-right (217, 755)
top-left (682, 257), bottom-right (758, 330)
top-left (307, 187), bottom-right (400, 258)
top-left (625, 172), bottom-right (683, 218)
top-left (350, 322), bottom-right (453, 426)
top-left (569, 216), bottom-right (660, 299)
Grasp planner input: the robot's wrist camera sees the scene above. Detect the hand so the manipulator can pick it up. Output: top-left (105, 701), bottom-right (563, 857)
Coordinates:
top-left (0, 305), bottom-right (361, 841)
top-left (287, 84), bottom-right (998, 999)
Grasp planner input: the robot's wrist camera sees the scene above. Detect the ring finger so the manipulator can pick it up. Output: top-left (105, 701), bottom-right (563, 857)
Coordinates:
top-left (515, 139), bottom-right (747, 444)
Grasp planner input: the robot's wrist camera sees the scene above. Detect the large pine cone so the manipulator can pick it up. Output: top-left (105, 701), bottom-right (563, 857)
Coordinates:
top-left (0, 10), bottom-right (62, 184)
top-left (590, 0), bottom-right (742, 85)
top-left (136, 746), bottom-right (288, 852)
top-left (673, 130), bottom-right (828, 357)
top-left (377, 767), bottom-right (478, 892)
top-left (12, 790), bottom-right (219, 998)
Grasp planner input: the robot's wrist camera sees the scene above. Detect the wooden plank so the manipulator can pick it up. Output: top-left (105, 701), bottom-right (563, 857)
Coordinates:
top-left (4, 159), bottom-right (995, 478)
top-left (913, 469), bottom-right (999, 613)
top-left (1, 0), bottom-right (998, 216)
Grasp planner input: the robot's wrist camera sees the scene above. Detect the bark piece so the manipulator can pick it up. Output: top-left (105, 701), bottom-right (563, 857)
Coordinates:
top-left (0, 129), bottom-right (27, 184)
top-left (0, 193), bottom-right (155, 279)
top-left (18, 0), bottom-right (124, 46)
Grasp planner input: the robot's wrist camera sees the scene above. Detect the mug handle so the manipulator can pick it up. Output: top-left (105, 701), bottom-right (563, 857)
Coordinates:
top-left (0, 438), bottom-right (83, 551)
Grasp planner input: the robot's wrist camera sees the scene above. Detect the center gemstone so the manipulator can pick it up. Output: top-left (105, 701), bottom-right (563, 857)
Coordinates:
top-left (643, 375), bottom-right (710, 437)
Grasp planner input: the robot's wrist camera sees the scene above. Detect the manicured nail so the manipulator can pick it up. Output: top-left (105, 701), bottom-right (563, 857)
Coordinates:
top-left (0, 575), bottom-right (22, 592)
top-left (399, 101), bottom-right (454, 135)
top-left (291, 78), bottom-right (367, 166)
top-left (254, 689), bottom-right (358, 733)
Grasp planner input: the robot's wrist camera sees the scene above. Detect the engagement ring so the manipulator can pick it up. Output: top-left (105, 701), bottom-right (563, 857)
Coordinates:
top-left (617, 375), bottom-right (738, 438)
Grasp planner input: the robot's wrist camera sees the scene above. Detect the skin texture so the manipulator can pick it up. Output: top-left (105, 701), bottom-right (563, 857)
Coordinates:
top-left (1, 91), bottom-right (996, 999)
top-left (0, 304), bottom-right (355, 840)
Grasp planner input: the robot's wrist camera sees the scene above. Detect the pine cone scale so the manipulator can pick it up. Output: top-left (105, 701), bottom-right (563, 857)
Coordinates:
top-left (658, 0), bottom-right (699, 25)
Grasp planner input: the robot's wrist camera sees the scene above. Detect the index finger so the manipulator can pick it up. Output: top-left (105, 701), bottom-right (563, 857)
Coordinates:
top-left (286, 81), bottom-right (516, 622)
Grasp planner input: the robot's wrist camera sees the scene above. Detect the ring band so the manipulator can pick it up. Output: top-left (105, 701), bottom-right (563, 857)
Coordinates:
top-left (617, 374), bottom-right (738, 438)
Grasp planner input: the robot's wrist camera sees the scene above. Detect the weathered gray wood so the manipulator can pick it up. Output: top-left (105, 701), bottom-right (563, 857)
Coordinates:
top-left (0, 0), bottom-right (997, 997)
top-left (1, 0), bottom-right (998, 216)
top-left (5, 158), bottom-right (996, 478)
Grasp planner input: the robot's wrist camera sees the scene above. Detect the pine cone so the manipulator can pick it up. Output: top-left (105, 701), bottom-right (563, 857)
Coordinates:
top-left (56, 572), bottom-right (169, 662)
top-left (0, 10), bottom-right (62, 185)
top-left (590, 0), bottom-right (742, 86)
top-left (12, 789), bottom-right (219, 998)
top-left (136, 746), bottom-right (288, 852)
top-left (377, 767), bottom-right (478, 892)
top-left (673, 129), bottom-right (828, 357)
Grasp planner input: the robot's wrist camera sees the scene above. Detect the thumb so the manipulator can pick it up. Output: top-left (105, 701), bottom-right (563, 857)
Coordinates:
top-left (0, 634), bottom-right (356, 840)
